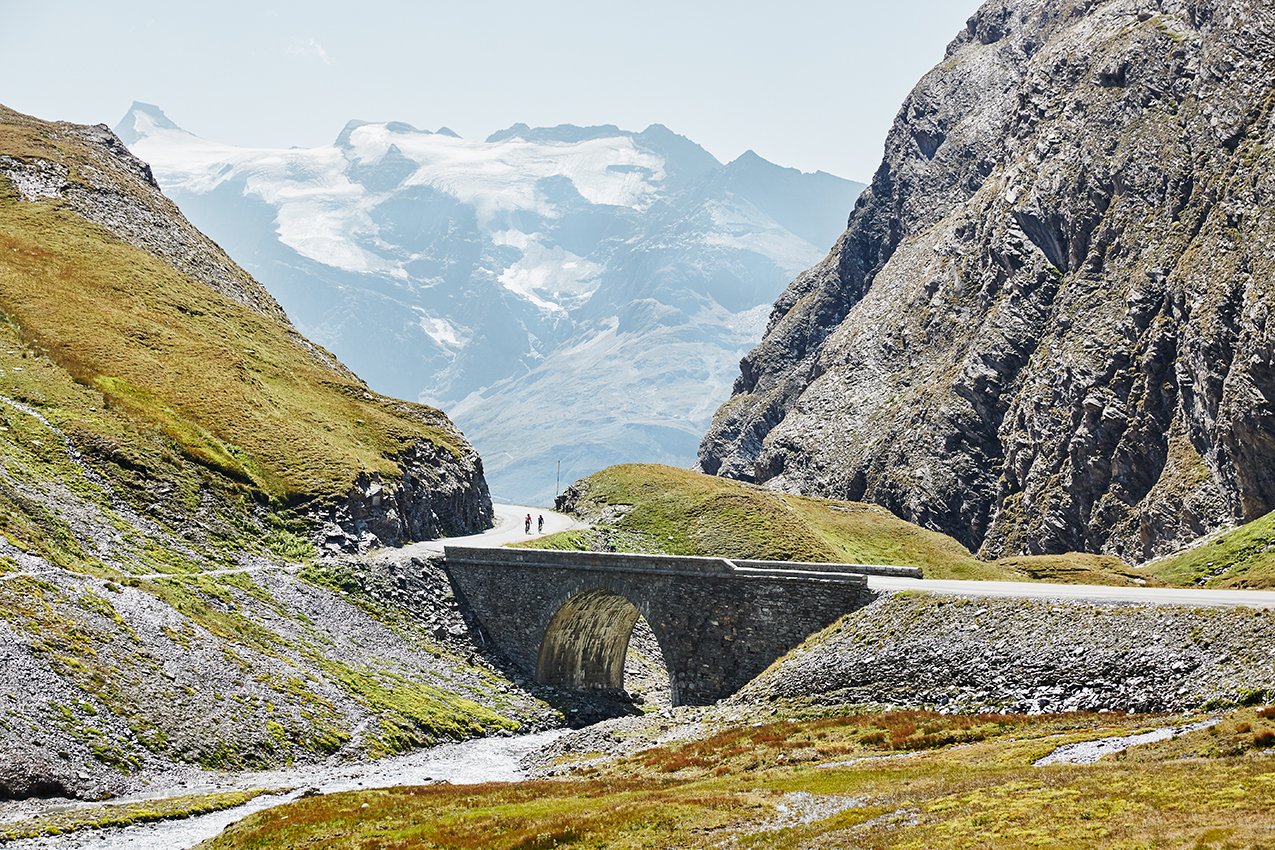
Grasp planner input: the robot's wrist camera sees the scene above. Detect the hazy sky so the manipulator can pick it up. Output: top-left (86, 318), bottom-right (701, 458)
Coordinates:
top-left (2, 1), bottom-right (983, 180)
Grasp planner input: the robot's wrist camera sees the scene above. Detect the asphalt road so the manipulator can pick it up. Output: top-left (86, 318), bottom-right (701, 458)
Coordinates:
top-left (864, 575), bottom-right (1275, 609)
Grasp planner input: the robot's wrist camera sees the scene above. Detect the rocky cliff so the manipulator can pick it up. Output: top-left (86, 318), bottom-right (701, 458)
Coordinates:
top-left (699, 0), bottom-right (1275, 562)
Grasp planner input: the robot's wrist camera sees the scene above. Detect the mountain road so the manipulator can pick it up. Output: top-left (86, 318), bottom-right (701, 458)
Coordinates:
top-left (863, 575), bottom-right (1275, 609)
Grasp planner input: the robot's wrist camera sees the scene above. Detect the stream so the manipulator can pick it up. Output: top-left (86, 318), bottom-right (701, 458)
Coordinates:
top-left (1, 730), bottom-right (564, 850)
top-left (1033, 718), bottom-right (1219, 765)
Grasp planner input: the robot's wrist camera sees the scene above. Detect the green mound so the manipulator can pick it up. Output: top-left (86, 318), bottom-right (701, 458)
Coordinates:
top-left (520, 465), bottom-right (1149, 585)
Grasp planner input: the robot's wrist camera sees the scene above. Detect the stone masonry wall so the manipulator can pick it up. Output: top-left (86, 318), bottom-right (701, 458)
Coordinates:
top-left (443, 547), bottom-right (871, 705)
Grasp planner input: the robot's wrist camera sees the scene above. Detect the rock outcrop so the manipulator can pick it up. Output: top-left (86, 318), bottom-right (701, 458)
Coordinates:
top-left (699, 0), bottom-right (1275, 561)
top-left (324, 437), bottom-right (493, 551)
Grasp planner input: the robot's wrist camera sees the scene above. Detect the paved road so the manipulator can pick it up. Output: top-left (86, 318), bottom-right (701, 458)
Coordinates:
top-left (865, 575), bottom-right (1275, 609)
top-left (405, 503), bottom-right (583, 555)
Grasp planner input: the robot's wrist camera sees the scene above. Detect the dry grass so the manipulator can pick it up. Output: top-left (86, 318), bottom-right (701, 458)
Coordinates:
top-left (200, 708), bottom-right (1275, 849)
top-left (0, 196), bottom-right (456, 506)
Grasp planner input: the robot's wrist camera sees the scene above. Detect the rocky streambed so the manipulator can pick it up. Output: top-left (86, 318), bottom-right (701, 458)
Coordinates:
top-left (0, 730), bottom-right (564, 850)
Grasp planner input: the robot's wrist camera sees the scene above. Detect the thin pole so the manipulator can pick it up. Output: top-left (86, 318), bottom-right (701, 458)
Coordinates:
top-left (556, 460), bottom-right (561, 498)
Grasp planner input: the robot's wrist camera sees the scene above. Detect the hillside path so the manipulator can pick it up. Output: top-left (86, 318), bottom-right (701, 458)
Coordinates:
top-left (864, 576), bottom-right (1275, 609)
top-left (0, 504), bottom-right (578, 584)
top-left (402, 502), bottom-right (583, 556)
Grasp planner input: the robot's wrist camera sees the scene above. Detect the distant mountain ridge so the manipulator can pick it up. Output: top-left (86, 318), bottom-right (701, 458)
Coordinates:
top-left (117, 103), bottom-right (863, 503)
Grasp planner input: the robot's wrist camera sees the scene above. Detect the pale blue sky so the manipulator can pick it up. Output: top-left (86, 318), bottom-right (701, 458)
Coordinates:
top-left (3, 1), bottom-right (982, 180)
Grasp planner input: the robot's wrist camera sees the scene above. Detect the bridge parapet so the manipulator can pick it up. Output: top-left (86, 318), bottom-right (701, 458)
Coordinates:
top-left (444, 546), bottom-right (874, 583)
top-left (443, 547), bottom-right (877, 705)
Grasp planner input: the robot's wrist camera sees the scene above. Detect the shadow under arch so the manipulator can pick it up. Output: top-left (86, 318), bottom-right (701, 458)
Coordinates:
top-left (536, 588), bottom-right (673, 700)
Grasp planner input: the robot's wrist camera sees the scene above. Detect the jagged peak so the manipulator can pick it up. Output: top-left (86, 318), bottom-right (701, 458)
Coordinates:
top-left (113, 101), bottom-right (189, 145)
top-left (384, 120), bottom-right (425, 135)
top-left (729, 149), bottom-right (769, 166)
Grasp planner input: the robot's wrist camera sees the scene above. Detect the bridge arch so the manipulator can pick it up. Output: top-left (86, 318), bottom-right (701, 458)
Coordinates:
top-left (443, 547), bottom-right (876, 705)
top-left (536, 588), bottom-right (670, 695)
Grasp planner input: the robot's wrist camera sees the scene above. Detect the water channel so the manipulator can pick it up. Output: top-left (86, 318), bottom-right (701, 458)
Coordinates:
top-left (1, 730), bottom-right (564, 850)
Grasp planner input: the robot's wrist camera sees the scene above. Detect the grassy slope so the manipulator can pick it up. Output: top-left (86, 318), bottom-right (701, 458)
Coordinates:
top-left (0, 108), bottom-right (522, 774)
top-left (520, 465), bottom-right (1153, 585)
top-left (201, 706), bottom-right (1275, 849)
top-left (0, 177), bottom-right (456, 509)
top-left (1144, 510), bottom-right (1275, 588)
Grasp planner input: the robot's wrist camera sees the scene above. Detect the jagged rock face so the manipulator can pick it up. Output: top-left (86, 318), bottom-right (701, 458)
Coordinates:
top-left (699, 0), bottom-right (1275, 562)
top-left (324, 438), bottom-right (493, 551)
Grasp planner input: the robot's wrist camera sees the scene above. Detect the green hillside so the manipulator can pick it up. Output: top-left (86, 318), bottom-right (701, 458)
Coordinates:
top-left (0, 106), bottom-right (523, 793)
top-left (520, 465), bottom-right (1151, 585)
top-left (0, 105), bottom-right (475, 571)
top-left (1144, 511), bottom-right (1275, 588)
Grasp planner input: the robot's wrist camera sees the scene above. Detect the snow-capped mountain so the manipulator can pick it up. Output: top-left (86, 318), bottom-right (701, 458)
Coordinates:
top-left (117, 102), bottom-right (863, 504)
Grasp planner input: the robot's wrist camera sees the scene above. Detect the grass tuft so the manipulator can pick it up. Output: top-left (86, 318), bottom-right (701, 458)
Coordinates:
top-left (1145, 510), bottom-right (1275, 588)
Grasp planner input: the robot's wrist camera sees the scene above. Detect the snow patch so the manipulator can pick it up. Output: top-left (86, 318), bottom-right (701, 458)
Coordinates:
top-left (128, 119), bottom-right (665, 274)
top-left (415, 310), bottom-right (466, 350)
top-left (495, 234), bottom-right (604, 312)
top-left (343, 124), bottom-right (665, 223)
top-left (701, 199), bottom-right (822, 274)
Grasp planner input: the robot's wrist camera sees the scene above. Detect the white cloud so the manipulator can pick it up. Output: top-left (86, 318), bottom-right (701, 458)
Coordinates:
top-left (286, 37), bottom-right (332, 64)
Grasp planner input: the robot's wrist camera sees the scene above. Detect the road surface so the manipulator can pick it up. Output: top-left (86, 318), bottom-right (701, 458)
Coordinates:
top-left (864, 575), bottom-right (1275, 609)
top-left (405, 503), bottom-right (583, 555)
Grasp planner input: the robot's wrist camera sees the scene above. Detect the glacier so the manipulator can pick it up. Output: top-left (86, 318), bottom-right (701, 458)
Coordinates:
top-left (117, 102), bottom-right (862, 504)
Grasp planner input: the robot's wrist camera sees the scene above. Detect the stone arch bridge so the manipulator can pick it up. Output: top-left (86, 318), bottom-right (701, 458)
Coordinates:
top-left (443, 547), bottom-right (915, 705)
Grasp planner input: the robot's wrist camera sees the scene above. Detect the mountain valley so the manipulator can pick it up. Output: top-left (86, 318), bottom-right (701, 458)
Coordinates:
top-left (117, 106), bottom-right (863, 505)
top-left (1, 0), bottom-right (1274, 846)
